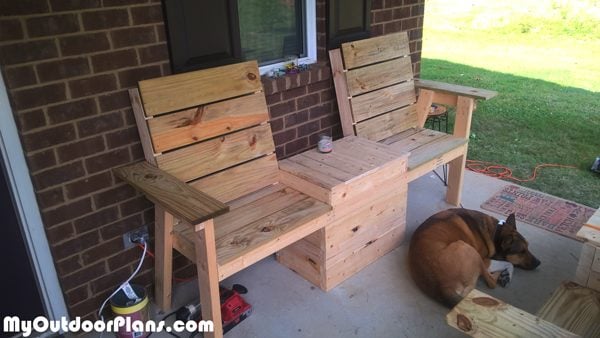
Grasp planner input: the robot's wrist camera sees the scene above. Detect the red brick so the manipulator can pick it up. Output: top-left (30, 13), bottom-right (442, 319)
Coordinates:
top-left (91, 265), bottom-right (130, 293)
top-left (26, 149), bottom-right (56, 173)
top-left (26, 14), bottom-right (80, 38)
top-left (33, 161), bottom-right (85, 191)
top-left (297, 93), bottom-right (320, 110)
top-left (282, 86), bottom-right (306, 100)
top-left (390, 0), bottom-right (404, 6)
top-left (0, 39), bottom-right (58, 65)
top-left (284, 110), bottom-right (309, 128)
top-left (73, 206), bottom-right (119, 234)
top-left (131, 5), bottom-right (163, 25)
top-left (103, 0), bottom-right (147, 6)
top-left (156, 23), bottom-right (166, 42)
top-left (59, 32), bottom-right (110, 56)
top-left (60, 260), bottom-right (105, 291)
top-left (85, 147), bottom-right (130, 174)
top-left (37, 187), bottom-right (65, 209)
top-left (320, 114), bottom-right (339, 128)
top-left (47, 98), bottom-right (97, 125)
top-left (309, 103), bottom-right (332, 119)
top-left (99, 90), bottom-right (130, 112)
top-left (409, 28), bottom-right (422, 40)
top-left (82, 9), bottom-right (129, 31)
top-left (0, 19), bottom-right (23, 41)
top-left (265, 93), bottom-right (281, 105)
top-left (371, 24), bottom-right (384, 36)
top-left (106, 126), bottom-right (140, 149)
top-left (94, 184), bottom-right (137, 208)
top-left (384, 21), bottom-right (401, 34)
top-left (91, 49), bottom-right (137, 73)
top-left (307, 80), bottom-right (331, 93)
top-left (401, 17), bottom-right (418, 31)
top-left (372, 0), bottom-right (384, 10)
top-left (50, 0), bottom-right (100, 12)
top-left (393, 6), bottom-right (411, 19)
top-left (131, 269), bottom-right (153, 287)
top-left (22, 123), bottom-right (76, 152)
top-left (3, 65), bottom-right (36, 89)
top-left (56, 136), bottom-right (105, 163)
top-left (107, 245), bottom-right (140, 270)
top-left (65, 285), bottom-right (89, 305)
top-left (69, 74), bottom-right (118, 98)
top-left (275, 146), bottom-right (285, 159)
top-left (119, 196), bottom-right (152, 216)
top-left (16, 110), bottom-right (46, 131)
top-left (70, 292), bottom-right (108, 319)
top-left (273, 129), bottom-right (296, 146)
top-left (42, 198), bottom-right (92, 227)
top-left (45, 222), bottom-right (75, 244)
top-left (269, 100), bottom-right (296, 118)
top-left (111, 26), bottom-right (156, 49)
top-left (403, 0), bottom-right (420, 5)
top-left (138, 44), bottom-right (168, 64)
top-left (65, 171), bottom-right (113, 199)
top-left (270, 118), bottom-right (284, 132)
top-left (130, 142), bottom-right (144, 160)
top-left (77, 111), bottom-right (124, 136)
top-left (100, 214), bottom-right (142, 241)
top-left (373, 9), bottom-right (393, 23)
top-left (55, 255), bottom-right (83, 276)
top-left (297, 120), bottom-right (320, 137)
top-left (37, 57), bottom-right (90, 82)
top-left (285, 137), bottom-right (308, 156)
top-left (0, 0), bottom-right (49, 15)
top-left (11, 83), bottom-right (66, 110)
top-left (117, 65), bottom-right (162, 88)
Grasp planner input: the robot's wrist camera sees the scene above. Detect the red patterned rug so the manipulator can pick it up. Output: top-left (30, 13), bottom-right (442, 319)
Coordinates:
top-left (481, 185), bottom-right (595, 241)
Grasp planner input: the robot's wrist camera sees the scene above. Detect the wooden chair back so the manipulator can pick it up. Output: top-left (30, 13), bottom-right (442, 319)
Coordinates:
top-left (130, 61), bottom-right (280, 203)
top-left (331, 31), bottom-right (419, 141)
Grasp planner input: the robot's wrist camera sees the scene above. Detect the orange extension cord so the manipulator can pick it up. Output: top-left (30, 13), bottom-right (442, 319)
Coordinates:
top-left (465, 160), bottom-right (578, 182)
top-left (136, 243), bottom-right (195, 283)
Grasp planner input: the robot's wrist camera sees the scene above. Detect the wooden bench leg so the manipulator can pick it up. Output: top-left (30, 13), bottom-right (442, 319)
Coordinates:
top-left (155, 205), bottom-right (173, 311)
top-left (446, 153), bottom-right (466, 206)
top-left (194, 219), bottom-right (223, 338)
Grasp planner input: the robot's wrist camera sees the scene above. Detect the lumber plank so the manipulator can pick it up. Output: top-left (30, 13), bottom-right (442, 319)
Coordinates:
top-left (283, 153), bottom-right (356, 182)
top-left (155, 123), bottom-right (275, 182)
top-left (154, 206), bottom-right (173, 310)
top-left (299, 148), bottom-right (378, 178)
top-left (537, 281), bottom-right (600, 337)
top-left (447, 289), bottom-right (577, 338)
top-left (278, 169), bottom-right (331, 204)
top-left (355, 105), bottom-right (418, 141)
top-left (113, 161), bottom-right (228, 225)
top-left (341, 31), bottom-right (410, 69)
top-left (346, 57), bottom-right (413, 96)
top-left (406, 143), bottom-right (467, 182)
top-left (381, 128), bottom-right (447, 152)
top-left (446, 154), bottom-right (467, 206)
top-left (129, 89), bottom-right (157, 164)
top-left (386, 134), bottom-right (467, 171)
top-left (279, 158), bottom-right (344, 190)
top-left (454, 96), bottom-right (475, 139)
top-left (350, 81), bottom-right (416, 122)
top-left (276, 238), bottom-right (325, 288)
top-left (188, 154), bottom-right (279, 203)
top-left (139, 61), bottom-right (262, 116)
top-left (329, 49), bottom-right (356, 137)
top-left (415, 88), bottom-right (434, 128)
top-left (415, 78), bottom-right (498, 101)
top-left (148, 92), bottom-right (269, 152)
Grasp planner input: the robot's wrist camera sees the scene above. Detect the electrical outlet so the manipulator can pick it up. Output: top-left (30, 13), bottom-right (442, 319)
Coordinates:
top-left (123, 225), bottom-right (149, 249)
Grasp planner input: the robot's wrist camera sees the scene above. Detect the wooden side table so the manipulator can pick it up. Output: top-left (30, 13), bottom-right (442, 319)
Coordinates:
top-left (575, 208), bottom-right (600, 291)
top-left (277, 136), bottom-right (409, 290)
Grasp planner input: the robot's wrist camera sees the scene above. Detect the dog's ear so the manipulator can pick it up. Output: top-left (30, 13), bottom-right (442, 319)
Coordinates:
top-left (505, 213), bottom-right (517, 230)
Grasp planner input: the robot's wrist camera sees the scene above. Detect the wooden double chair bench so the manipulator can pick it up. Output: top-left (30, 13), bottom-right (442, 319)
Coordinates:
top-left (114, 32), bottom-right (495, 338)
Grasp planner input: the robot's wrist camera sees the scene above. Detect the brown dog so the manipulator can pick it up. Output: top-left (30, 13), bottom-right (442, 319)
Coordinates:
top-left (408, 208), bottom-right (540, 308)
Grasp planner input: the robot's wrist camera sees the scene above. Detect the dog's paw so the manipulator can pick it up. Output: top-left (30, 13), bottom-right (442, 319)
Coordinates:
top-left (498, 269), bottom-right (511, 287)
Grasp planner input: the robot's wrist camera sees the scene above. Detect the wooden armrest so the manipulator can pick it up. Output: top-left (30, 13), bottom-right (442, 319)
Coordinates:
top-left (113, 161), bottom-right (229, 225)
top-left (415, 79), bottom-right (497, 101)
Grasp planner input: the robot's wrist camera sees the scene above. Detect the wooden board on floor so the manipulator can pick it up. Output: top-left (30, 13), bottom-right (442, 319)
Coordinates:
top-left (447, 289), bottom-right (577, 337)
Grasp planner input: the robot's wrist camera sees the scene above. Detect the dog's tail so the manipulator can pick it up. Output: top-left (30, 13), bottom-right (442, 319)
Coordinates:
top-left (439, 288), bottom-right (464, 309)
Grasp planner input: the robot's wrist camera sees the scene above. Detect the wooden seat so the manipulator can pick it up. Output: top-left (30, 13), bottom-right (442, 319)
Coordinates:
top-left (113, 61), bottom-right (331, 338)
top-left (329, 32), bottom-right (497, 205)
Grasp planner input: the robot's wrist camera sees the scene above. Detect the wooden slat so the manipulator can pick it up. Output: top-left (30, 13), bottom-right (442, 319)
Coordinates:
top-left (139, 61), bottom-right (262, 116)
top-left (188, 154), bottom-right (279, 203)
top-left (447, 289), bottom-right (578, 338)
top-left (217, 197), bottom-right (331, 280)
top-left (351, 81), bottom-right (416, 122)
top-left (129, 89), bottom-right (157, 164)
top-left (155, 123), bottom-right (275, 182)
top-left (299, 149), bottom-right (378, 178)
top-left (279, 159), bottom-right (344, 190)
top-left (454, 96), bottom-right (475, 139)
top-left (415, 78), bottom-right (498, 101)
top-left (154, 206), bottom-right (173, 310)
top-left (408, 143), bottom-right (466, 183)
top-left (380, 128), bottom-right (447, 153)
top-left (283, 154), bottom-right (356, 182)
top-left (341, 31), bottom-right (410, 69)
top-left (537, 281), bottom-right (600, 337)
top-left (415, 88), bottom-right (434, 128)
top-left (355, 105), bottom-right (418, 141)
top-left (113, 161), bottom-right (229, 225)
top-left (276, 238), bottom-right (324, 288)
top-left (148, 92), bottom-right (269, 152)
top-left (446, 153), bottom-right (467, 206)
top-left (346, 57), bottom-right (413, 96)
top-left (329, 49), bottom-right (356, 137)
top-left (403, 136), bottom-right (467, 171)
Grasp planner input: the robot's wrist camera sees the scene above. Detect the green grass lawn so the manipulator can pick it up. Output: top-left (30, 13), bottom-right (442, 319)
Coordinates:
top-left (421, 0), bottom-right (600, 208)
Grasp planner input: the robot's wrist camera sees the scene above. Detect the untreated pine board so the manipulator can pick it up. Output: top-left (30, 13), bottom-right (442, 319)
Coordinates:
top-left (355, 105), bottom-right (418, 142)
top-left (139, 61), bottom-right (263, 116)
top-left (129, 89), bottom-right (157, 164)
top-left (415, 78), bottom-right (498, 101)
top-left (537, 281), bottom-right (600, 337)
top-left (148, 92), bottom-right (269, 153)
top-left (383, 128), bottom-right (448, 152)
top-left (350, 81), bottom-right (417, 123)
top-left (346, 57), bottom-right (413, 97)
top-left (188, 154), bottom-right (279, 203)
top-left (276, 238), bottom-right (324, 288)
top-left (279, 159), bottom-right (344, 190)
top-left (155, 123), bottom-right (275, 182)
top-left (113, 161), bottom-right (229, 225)
top-left (329, 49), bottom-right (356, 137)
top-left (447, 289), bottom-right (577, 337)
top-left (341, 31), bottom-right (410, 70)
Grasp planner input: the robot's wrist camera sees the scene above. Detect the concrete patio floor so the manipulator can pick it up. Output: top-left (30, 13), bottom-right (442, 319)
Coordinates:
top-left (161, 170), bottom-right (583, 338)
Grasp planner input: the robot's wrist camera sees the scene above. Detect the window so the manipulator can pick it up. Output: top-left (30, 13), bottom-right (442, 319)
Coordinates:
top-left (163, 0), bottom-right (316, 75)
top-left (327, 0), bottom-right (371, 49)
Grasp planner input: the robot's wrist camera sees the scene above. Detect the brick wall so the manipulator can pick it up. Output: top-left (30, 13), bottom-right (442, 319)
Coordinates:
top-left (0, 0), bottom-right (424, 319)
